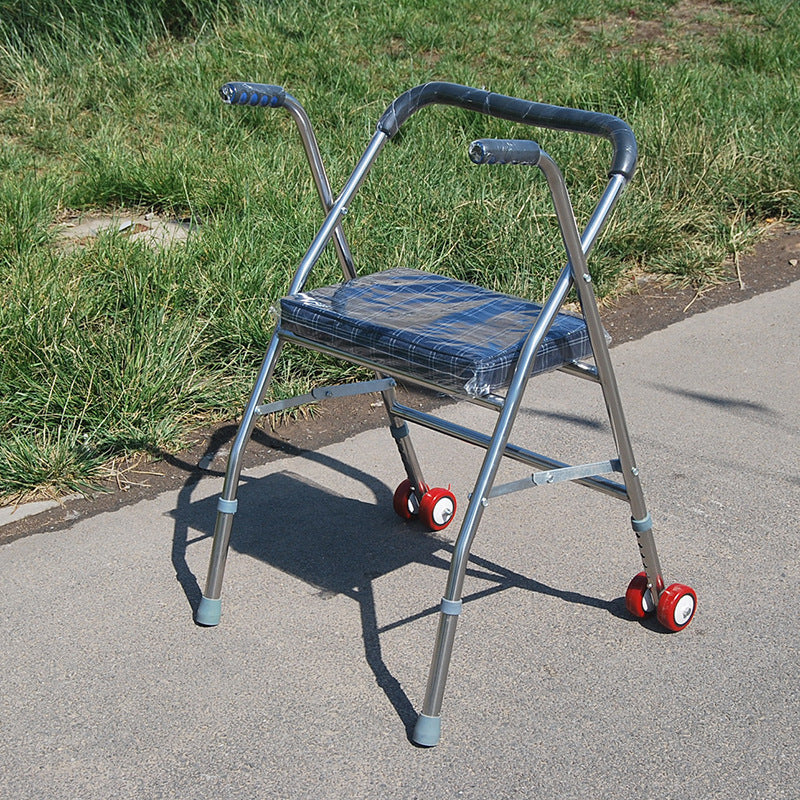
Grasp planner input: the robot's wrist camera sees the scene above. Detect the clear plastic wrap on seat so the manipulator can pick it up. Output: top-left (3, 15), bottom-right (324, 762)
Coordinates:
top-left (279, 267), bottom-right (594, 397)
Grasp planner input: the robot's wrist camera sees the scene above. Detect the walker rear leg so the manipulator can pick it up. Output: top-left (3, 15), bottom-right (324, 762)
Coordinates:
top-left (381, 382), bottom-right (458, 531)
top-left (585, 326), bottom-right (697, 630)
top-left (566, 227), bottom-right (675, 617)
top-left (381, 382), bottom-right (426, 491)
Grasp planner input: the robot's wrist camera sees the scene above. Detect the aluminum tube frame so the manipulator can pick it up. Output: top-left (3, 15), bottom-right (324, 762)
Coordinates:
top-left (558, 361), bottom-right (600, 382)
top-left (282, 94), bottom-right (357, 281)
top-left (579, 174), bottom-right (627, 257)
top-left (210, 89), bottom-right (657, 742)
top-left (537, 155), bottom-right (664, 594)
top-left (414, 161), bottom-right (643, 736)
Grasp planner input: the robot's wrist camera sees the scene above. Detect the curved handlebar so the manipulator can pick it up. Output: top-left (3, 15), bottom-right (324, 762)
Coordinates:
top-left (469, 139), bottom-right (541, 166)
top-left (378, 82), bottom-right (637, 180)
top-left (220, 81), bottom-right (287, 108)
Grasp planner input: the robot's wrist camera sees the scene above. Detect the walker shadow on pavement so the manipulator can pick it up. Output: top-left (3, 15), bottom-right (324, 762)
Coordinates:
top-left (169, 430), bottom-right (634, 736)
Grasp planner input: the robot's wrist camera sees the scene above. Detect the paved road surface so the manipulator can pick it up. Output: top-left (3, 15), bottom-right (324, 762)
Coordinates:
top-left (1, 281), bottom-right (798, 799)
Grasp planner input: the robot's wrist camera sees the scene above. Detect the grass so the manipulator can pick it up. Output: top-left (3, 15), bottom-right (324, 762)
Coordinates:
top-left (0, 0), bottom-right (798, 502)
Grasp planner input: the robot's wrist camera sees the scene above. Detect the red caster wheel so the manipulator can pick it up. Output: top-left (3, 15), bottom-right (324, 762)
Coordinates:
top-left (419, 486), bottom-right (457, 532)
top-left (393, 479), bottom-right (419, 520)
top-left (656, 583), bottom-right (697, 632)
top-left (625, 571), bottom-right (657, 618)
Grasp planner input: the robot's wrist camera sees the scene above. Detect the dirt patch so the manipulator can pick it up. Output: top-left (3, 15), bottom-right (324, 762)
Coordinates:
top-left (1, 226), bottom-right (798, 544)
top-left (55, 209), bottom-right (196, 251)
top-left (575, 0), bottom-right (753, 55)
top-left (601, 224), bottom-right (800, 343)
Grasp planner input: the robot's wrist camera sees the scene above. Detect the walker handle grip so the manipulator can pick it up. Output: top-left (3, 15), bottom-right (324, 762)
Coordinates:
top-left (469, 139), bottom-right (541, 166)
top-left (378, 82), bottom-right (636, 179)
top-left (220, 82), bottom-right (287, 108)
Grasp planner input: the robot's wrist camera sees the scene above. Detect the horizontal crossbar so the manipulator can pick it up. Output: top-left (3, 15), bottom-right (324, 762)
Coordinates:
top-left (390, 402), bottom-right (629, 502)
top-left (255, 377), bottom-right (395, 417)
top-left (488, 460), bottom-right (621, 498)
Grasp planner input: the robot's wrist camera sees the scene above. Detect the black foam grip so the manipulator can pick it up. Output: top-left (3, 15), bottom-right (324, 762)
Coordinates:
top-left (469, 139), bottom-right (541, 166)
top-left (378, 82), bottom-right (637, 179)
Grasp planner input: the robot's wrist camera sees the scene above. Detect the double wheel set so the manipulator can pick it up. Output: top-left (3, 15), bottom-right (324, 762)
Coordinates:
top-left (625, 571), bottom-right (697, 632)
top-left (394, 479), bottom-right (697, 633)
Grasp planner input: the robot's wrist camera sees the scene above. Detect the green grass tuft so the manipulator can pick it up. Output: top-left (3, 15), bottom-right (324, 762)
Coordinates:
top-left (1, 0), bottom-right (798, 499)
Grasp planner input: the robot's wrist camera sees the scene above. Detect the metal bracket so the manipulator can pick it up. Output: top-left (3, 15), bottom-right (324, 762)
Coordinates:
top-left (255, 377), bottom-right (395, 417)
top-left (487, 459), bottom-right (621, 499)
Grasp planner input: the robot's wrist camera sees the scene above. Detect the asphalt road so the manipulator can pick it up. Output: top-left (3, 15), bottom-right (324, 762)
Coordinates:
top-left (1, 280), bottom-right (798, 799)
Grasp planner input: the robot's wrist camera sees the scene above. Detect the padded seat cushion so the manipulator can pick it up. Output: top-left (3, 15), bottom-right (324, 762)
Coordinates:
top-left (279, 267), bottom-right (594, 397)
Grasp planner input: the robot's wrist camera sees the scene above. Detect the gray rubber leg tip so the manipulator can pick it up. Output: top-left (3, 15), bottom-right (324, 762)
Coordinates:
top-left (195, 596), bottom-right (222, 626)
top-left (412, 713), bottom-right (441, 747)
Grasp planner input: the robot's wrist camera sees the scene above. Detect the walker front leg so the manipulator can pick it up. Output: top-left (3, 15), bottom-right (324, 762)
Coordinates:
top-left (412, 495), bottom-right (486, 746)
top-left (412, 415), bottom-right (503, 746)
top-left (194, 496), bottom-right (238, 626)
top-left (412, 279), bottom-right (571, 745)
top-left (195, 334), bottom-right (284, 626)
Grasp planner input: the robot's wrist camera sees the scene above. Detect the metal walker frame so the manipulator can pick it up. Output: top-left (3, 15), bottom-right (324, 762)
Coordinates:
top-left (195, 82), bottom-right (696, 747)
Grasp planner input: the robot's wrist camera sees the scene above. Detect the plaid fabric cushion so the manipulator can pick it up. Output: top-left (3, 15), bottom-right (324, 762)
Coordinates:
top-left (279, 267), bottom-right (594, 397)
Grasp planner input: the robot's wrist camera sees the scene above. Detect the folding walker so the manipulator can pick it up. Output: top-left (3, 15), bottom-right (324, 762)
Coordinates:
top-left (195, 81), bottom-right (697, 747)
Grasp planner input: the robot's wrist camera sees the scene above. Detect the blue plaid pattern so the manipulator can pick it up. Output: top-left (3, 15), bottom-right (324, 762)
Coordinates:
top-left (279, 267), bottom-right (595, 397)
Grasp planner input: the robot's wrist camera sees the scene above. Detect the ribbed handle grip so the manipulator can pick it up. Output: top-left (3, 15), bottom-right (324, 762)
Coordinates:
top-left (219, 82), bottom-right (287, 108)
